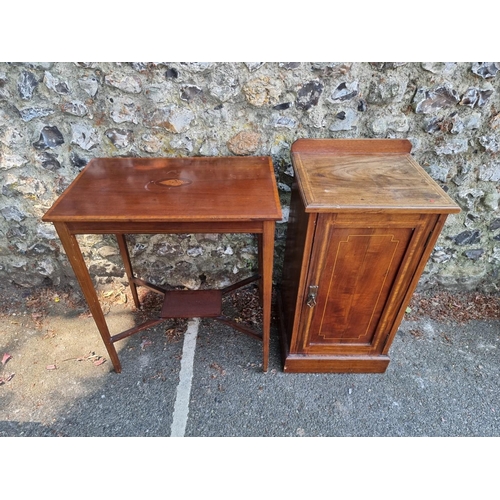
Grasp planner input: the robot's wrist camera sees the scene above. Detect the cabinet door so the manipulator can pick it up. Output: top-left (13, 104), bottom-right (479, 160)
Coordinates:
top-left (297, 213), bottom-right (432, 355)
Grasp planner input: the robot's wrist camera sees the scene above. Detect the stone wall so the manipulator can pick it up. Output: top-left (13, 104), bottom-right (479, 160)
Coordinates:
top-left (0, 62), bottom-right (499, 293)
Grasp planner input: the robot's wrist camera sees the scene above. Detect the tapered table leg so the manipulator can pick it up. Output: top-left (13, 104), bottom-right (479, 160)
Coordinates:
top-left (116, 233), bottom-right (140, 309)
top-left (256, 233), bottom-right (264, 305)
top-left (261, 221), bottom-right (275, 372)
top-left (54, 223), bottom-right (122, 373)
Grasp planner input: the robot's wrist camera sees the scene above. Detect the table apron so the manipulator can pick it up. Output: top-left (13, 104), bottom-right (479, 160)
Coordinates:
top-left (64, 220), bottom-right (267, 235)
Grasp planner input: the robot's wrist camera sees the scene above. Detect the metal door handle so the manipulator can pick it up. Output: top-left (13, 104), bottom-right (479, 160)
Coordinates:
top-left (306, 285), bottom-right (318, 308)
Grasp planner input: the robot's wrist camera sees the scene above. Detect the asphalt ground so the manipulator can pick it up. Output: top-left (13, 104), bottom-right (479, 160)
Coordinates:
top-left (1, 283), bottom-right (498, 497)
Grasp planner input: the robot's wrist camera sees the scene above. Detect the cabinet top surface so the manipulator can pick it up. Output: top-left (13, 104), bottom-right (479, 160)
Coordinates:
top-left (292, 148), bottom-right (461, 214)
top-left (43, 156), bottom-right (282, 223)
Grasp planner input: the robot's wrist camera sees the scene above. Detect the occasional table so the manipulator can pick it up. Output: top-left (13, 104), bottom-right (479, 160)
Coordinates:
top-left (42, 156), bottom-right (282, 373)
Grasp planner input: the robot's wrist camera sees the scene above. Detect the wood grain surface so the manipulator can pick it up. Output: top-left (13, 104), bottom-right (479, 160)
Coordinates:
top-left (43, 156), bottom-right (282, 223)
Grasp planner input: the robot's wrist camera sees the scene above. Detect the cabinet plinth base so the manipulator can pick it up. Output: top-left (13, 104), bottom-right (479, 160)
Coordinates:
top-left (282, 353), bottom-right (390, 373)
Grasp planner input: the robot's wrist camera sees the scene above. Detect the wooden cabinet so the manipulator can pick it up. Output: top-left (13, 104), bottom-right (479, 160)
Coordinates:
top-left (278, 139), bottom-right (460, 373)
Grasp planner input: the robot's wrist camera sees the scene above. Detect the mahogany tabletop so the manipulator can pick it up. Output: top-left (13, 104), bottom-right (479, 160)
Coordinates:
top-left (43, 156), bottom-right (282, 224)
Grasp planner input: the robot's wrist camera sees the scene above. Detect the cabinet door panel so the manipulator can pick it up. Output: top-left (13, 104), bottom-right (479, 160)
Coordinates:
top-left (301, 215), bottom-right (416, 353)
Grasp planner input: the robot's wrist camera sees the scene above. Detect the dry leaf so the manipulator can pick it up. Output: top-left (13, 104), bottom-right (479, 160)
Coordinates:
top-left (93, 358), bottom-right (106, 366)
top-left (2, 353), bottom-right (12, 366)
top-left (141, 338), bottom-right (152, 350)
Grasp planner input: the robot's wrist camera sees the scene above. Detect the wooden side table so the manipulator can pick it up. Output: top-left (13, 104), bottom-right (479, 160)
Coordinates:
top-left (42, 156), bottom-right (282, 373)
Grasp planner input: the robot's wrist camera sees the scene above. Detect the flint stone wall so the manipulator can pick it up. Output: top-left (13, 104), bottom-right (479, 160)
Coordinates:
top-left (0, 62), bottom-right (499, 293)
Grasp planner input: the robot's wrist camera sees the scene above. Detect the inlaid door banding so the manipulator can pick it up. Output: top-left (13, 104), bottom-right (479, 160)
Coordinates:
top-left (307, 227), bottom-right (413, 346)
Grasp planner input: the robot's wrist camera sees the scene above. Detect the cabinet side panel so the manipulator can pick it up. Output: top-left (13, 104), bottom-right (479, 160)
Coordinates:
top-left (380, 214), bottom-right (448, 354)
top-left (280, 182), bottom-right (315, 352)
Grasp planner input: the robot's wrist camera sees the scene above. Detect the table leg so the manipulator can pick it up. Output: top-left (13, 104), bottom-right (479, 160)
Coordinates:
top-left (54, 223), bottom-right (122, 373)
top-left (262, 221), bottom-right (275, 372)
top-left (115, 234), bottom-right (140, 309)
top-left (256, 233), bottom-right (263, 305)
